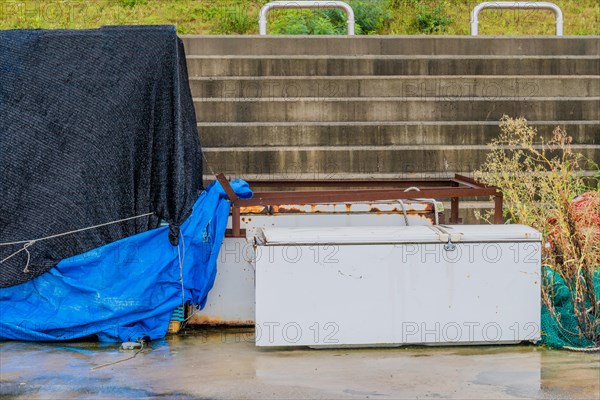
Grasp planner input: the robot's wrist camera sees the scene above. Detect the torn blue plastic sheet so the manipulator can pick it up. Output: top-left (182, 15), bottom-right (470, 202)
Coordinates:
top-left (0, 180), bottom-right (252, 342)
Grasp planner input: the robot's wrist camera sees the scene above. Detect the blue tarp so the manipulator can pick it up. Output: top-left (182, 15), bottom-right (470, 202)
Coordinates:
top-left (0, 180), bottom-right (252, 342)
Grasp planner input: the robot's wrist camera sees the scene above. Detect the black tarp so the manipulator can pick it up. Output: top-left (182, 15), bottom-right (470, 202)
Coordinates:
top-left (0, 26), bottom-right (203, 288)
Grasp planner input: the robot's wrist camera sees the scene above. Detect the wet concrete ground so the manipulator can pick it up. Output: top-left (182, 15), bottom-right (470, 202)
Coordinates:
top-left (1, 328), bottom-right (598, 399)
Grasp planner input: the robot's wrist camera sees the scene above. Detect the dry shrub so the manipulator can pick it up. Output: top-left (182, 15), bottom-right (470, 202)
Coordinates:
top-left (475, 116), bottom-right (599, 345)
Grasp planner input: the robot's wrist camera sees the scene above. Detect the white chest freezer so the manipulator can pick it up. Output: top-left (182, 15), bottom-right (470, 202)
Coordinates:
top-left (254, 224), bottom-right (541, 347)
top-left (191, 199), bottom-right (442, 325)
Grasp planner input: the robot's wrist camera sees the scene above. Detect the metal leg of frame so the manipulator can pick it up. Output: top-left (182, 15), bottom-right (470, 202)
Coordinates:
top-left (450, 197), bottom-right (459, 224)
top-left (232, 206), bottom-right (241, 237)
top-left (494, 193), bottom-right (504, 224)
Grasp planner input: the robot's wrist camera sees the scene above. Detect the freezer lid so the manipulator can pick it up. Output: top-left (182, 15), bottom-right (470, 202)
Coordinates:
top-left (255, 224), bottom-right (542, 245)
top-left (255, 226), bottom-right (440, 245)
top-left (439, 224), bottom-right (542, 242)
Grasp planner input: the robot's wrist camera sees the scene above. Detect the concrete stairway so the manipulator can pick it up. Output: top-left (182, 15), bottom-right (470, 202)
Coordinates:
top-left (181, 36), bottom-right (599, 185)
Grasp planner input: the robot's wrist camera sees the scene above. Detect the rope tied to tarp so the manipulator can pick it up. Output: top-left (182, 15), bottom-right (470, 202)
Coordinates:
top-left (1, 210), bottom-right (190, 321)
top-left (177, 231), bottom-right (187, 310)
top-left (0, 212), bottom-right (155, 271)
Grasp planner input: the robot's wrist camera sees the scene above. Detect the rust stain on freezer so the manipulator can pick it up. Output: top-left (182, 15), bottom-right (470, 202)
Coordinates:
top-left (187, 313), bottom-right (253, 326)
top-left (237, 201), bottom-right (440, 231)
top-left (270, 202), bottom-right (436, 215)
top-left (271, 205), bottom-right (306, 214)
top-left (238, 202), bottom-right (440, 225)
top-left (239, 205), bottom-right (269, 214)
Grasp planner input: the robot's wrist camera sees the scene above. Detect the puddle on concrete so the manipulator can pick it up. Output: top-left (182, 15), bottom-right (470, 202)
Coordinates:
top-left (1, 329), bottom-right (598, 399)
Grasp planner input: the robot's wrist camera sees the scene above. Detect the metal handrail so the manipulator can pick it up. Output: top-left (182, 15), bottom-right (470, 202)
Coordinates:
top-left (471, 2), bottom-right (564, 36)
top-left (258, 1), bottom-right (355, 35)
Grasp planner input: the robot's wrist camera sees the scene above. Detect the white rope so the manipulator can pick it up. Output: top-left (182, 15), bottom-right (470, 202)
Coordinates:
top-left (562, 346), bottom-right (600, 353)
top-left (418, 198), bottom-right (440, 225)
top-left (182, 305), bottom-right (200, 325)
top-left (395, 200), bottom-right (410, 226)
top-left (0, 241), bottom-right (36, 266)
top-left (177, 231), bottom-right (186, 309)
top-left (0, 212), bottom-right (155, 265)
top-left (22, 242), bottom-right (33, 273)
top-left (201, 149), bottom-right (217, 177)
top-left (0, 212), bottom-right (155, 247)
top-left (401, 187), bottom-right (440, 226)
top-left (91, 340), bottom-right (146, 371)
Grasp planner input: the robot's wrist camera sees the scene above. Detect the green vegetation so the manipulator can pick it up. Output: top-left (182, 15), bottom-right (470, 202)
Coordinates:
top-left (0, 0), bottom-right (597, 35)
top-left (269, 0), bottom-right (391, 35)
top-left (475, 117), bottom-right (600, 348)
top-left (412, 1), bottom-right (452, 34)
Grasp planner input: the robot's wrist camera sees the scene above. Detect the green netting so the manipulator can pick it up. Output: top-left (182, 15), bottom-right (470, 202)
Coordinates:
top-left (541, 266), bottom-right (600, 349)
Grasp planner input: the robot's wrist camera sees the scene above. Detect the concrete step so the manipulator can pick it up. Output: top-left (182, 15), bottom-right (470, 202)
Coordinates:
top-left (190, 76), bottom-right (600, 99)
top-left (181, 36), bottom-right (600, 56)
top-left (186, 55), bottom-right (599, 77)
top-left (194, 97), bottom-right (600, 123)
top-left (185, 36), bottom-right (599, 185)
top-left (203, 170), bottom-right (600, 182)
top-left (202, 145), bottom-right (600, 175)
top-left (198, 121), bottom-right (600, 147)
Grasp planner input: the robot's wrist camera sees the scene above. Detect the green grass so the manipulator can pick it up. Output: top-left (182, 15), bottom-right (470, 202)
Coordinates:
top-left (0, 0), bottom-right (597, 35)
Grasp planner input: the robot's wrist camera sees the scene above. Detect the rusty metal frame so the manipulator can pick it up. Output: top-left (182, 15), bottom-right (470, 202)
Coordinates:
top-left (216, 174), bottom-right (503, 238)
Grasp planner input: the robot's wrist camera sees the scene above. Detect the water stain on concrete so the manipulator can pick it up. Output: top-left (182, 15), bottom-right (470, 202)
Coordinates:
top-left (1, 329), bottom-right (598, 399)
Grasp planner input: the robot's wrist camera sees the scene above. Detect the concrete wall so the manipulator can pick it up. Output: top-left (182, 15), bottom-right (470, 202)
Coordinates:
top-left (181, 35), bottom-right (599, 220)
